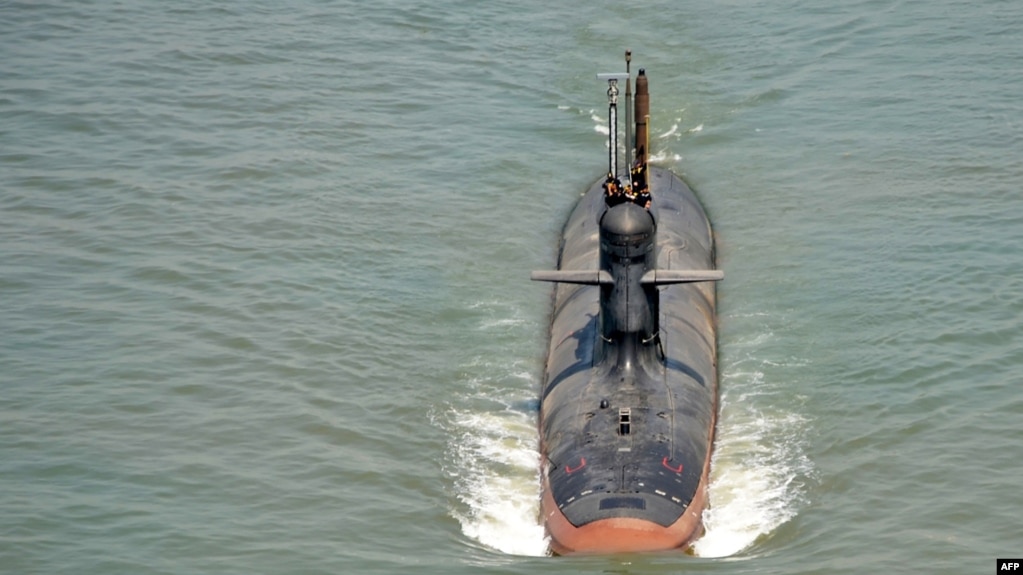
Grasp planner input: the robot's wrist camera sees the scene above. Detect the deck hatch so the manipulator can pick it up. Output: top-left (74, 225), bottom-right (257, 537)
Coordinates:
top-left (618, 407), bottom-right (632, 435)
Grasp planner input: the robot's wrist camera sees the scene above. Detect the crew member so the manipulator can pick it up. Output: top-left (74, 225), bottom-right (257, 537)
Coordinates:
top-left (629, 161), bottom-right (651, 209)
top-left (603, 173), bottom-right (628, 207)
top-left (633, 187), bottom-right (651, 209)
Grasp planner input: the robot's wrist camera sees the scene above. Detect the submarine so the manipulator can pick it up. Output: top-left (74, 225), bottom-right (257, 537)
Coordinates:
top-left (531, 53), bottom-right (723, 555)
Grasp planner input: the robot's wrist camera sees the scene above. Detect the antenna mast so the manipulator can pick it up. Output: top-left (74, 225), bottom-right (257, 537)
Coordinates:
top-left (597, 71), bottom-right (630, 180)
top-left (624, 50), bottom-right (633, 186)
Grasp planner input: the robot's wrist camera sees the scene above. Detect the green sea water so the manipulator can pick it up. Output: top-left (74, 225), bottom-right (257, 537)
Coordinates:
top-left (3, 1), bottom-right (1021, 573)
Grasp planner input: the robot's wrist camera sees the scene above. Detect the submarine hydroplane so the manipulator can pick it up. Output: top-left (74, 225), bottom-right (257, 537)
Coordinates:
top-left (532, 52), bottom-right (723, 555)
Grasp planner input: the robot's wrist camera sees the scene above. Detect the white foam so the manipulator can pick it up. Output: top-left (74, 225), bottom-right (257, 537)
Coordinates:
top-left (691, 363), bottom-right (813, 557)
top-left (470, 300), bottom-right (527, 331)
top-left (441, 301), bottom-right (549, 555)
top-left (648, 150), bottom-right (681, 163)
top-left (479, 317), bottom-right (525, 330)
top-left (447, 407), bottom-right (549, 556)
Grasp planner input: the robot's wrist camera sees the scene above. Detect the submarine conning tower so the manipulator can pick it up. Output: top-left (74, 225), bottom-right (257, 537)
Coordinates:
top-left (599, 203), bottom-right (657, 340)
top-left (597, 202), bottom-right (660, 373)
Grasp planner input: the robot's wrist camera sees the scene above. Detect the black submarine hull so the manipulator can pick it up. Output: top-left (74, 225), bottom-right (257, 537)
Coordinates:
top-left (537, 166), bottom-right (720, 554)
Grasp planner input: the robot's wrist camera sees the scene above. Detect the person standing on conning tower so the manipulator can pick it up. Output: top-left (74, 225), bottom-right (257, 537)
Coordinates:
top-left (629, 159), bottom-right (651, 209)
top-left (603, 172), bottom-right (628, 207)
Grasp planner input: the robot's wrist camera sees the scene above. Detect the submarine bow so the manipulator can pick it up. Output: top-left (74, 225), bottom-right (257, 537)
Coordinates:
top-left (531, 58), bottom-right (723, 555)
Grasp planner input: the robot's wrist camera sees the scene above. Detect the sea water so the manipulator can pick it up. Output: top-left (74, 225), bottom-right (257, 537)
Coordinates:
top-left (3, 1), bottom-right (1022, 573)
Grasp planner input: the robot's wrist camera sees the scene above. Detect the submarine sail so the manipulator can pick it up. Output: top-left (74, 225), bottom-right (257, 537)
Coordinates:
top-left (532, 57), bottom-right (723, 555)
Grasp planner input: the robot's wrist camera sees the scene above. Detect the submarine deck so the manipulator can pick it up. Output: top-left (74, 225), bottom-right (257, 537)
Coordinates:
top-left (538, 166), bottom-right (719, 551)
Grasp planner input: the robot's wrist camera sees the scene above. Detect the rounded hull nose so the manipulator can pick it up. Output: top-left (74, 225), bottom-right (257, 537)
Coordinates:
top-left (541, 474), bottom-right (708, 555)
